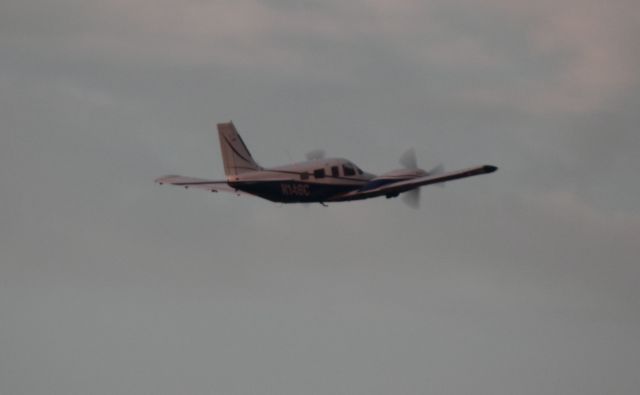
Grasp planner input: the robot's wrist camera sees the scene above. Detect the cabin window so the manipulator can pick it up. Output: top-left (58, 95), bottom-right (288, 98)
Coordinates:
top-left (300, 172), bottom-right (309, 180)
top-left (356, 166), bottom-right (364, 175)
top-left (331, 166), bottom-right (339, 177)
top-left (343, 165), bottom-right (356, 176)
top-left (313, 168), bottom-right (325, 178)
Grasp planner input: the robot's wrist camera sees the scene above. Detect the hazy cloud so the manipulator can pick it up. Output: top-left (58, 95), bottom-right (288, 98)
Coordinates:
top-left (1, 1), bottom-right (639, 394)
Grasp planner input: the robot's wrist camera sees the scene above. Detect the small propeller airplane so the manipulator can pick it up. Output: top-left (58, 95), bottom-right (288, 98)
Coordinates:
top-left (155, 121), bottom-right (497, 208)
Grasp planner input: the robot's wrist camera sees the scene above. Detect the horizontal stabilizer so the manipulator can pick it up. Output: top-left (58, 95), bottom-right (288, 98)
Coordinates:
top-left (155, 175), bottom-right (243, 194)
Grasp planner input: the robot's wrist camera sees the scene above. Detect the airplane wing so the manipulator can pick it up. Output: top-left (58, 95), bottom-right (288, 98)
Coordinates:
top-left (330, 165), bottom-right (497, 201)
top-left (155, 175), bottom-right (244, 194)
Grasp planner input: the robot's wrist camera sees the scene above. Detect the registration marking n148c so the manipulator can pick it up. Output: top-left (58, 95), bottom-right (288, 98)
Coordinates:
top-left (281, 183), bottom-right (310, 197)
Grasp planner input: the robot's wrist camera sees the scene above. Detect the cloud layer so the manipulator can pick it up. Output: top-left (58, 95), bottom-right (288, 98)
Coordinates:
top-left (1, 1), bottom-right (639, 394)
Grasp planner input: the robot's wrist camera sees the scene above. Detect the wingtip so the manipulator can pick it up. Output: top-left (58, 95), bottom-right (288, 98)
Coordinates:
top-left (483, 165), bottom-right (498, 173)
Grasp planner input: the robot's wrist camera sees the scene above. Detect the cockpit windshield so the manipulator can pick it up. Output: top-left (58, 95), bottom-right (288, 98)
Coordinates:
top-left (342, 164), bottom-right (356, 176)
top-left (342, 161), bottom-right (364, 177)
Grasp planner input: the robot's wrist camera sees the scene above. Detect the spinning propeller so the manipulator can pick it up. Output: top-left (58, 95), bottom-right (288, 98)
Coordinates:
top-left (399, 148), bottom-right (444, 209)
top-left (305, 149), bottom-right (326, 161)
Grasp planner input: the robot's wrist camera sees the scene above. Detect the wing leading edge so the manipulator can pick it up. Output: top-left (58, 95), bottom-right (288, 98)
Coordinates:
top-left (329, 165), bottom-right (498, 201)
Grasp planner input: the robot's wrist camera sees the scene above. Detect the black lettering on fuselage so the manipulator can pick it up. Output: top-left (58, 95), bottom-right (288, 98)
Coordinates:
top-left (280, 183), bottom-right (311, 197)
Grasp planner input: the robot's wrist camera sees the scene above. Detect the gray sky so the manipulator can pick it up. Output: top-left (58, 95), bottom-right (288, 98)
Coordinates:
top-left (1, 1), bottom-right (639, 394)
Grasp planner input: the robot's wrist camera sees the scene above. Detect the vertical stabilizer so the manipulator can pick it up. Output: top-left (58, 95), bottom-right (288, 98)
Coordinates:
top-left (217, 122), bottom-right (261, 176)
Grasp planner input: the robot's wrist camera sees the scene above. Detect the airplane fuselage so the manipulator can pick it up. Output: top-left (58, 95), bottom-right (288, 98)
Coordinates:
top-left (228, 158), bottom-right (376, 203)
top-left (155, 121), bottom-right (498, 207)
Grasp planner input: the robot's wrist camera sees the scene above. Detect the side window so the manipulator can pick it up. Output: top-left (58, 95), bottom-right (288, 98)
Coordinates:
top-left (331, 166), bottom-right (339, 177)
top-left (343, 165), bottom-right (355, 176)
top-left (356, 166), bottom-right (364, 175)
top-left (313, 168), bottom-right (325, 178)
top-left (300, 172), bottom-right (309, 180)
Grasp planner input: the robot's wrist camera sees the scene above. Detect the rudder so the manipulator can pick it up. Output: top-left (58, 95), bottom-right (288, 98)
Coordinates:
top-left (217, 121), bottom-right (262, 176)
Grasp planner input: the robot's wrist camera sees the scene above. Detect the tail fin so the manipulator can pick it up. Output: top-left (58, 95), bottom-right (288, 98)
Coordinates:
top-left (217, 121), bottom-right (262, 176)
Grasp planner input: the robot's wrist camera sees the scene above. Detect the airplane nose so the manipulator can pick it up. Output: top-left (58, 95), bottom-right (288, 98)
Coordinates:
top-left (483, 165), bottom-right (498, 173)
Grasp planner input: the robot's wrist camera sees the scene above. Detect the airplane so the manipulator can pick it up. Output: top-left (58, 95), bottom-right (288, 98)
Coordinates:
top-left (155, 121), bottom-right (497, 208)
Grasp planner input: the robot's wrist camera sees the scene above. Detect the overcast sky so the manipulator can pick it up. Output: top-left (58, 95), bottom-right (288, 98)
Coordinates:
top-left (1, 1), bottom-right (639, 394)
